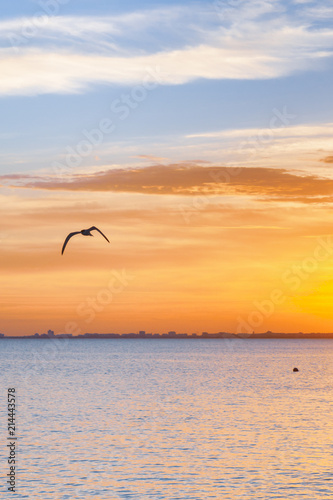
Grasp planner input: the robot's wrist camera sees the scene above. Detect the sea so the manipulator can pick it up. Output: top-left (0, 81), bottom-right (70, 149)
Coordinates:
top-left (0, 338), bottom-right (332, 499)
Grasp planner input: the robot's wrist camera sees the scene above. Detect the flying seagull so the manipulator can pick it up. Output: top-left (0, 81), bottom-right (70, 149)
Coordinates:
top-left (61, 226), bottom-right (110, 254)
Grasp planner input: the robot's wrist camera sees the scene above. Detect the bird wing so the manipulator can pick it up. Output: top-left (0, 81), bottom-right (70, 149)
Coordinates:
top-left (88, 226), bottom-right (110, 243)
top-left (61, 231), bottom-right (81, 254)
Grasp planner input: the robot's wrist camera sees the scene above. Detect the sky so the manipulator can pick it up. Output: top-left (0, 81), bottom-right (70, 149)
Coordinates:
top-left (1, 0), bottom-right (333, 336)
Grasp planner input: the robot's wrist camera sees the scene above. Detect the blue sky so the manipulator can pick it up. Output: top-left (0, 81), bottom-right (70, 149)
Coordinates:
top-left (1, 0), bottom-right (333, 174)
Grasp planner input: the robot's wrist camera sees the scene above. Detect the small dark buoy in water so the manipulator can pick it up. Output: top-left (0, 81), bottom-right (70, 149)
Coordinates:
top-left (293, 367), bottom-right (299, 372)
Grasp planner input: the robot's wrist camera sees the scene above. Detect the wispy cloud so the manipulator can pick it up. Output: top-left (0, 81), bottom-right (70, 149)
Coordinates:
top-left (182, 123), bottom-right (333, 173)
top-left (186, 124), bottom-right (333, 139)
top-left (0, 2), bottom-right (332, 95)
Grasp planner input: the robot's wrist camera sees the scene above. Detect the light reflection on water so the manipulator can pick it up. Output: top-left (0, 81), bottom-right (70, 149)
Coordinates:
top-left (0, 339), bottom-right (332, 499)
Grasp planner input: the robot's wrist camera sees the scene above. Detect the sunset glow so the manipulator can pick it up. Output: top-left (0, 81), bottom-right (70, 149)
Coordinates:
top-left (1, 0), bottom-right (333, 335)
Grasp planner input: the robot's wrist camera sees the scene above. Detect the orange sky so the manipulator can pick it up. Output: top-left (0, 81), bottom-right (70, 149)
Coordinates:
top-left (2, 146), bottom-right (333, 336)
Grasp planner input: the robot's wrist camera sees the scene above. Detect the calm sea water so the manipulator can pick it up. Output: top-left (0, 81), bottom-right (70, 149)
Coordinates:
top-left (0, 339), bottom-right (332, 499)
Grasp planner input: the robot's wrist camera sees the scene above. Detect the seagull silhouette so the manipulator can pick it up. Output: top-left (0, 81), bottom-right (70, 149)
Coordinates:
top-left (61, 226), bottom-right (110, 254)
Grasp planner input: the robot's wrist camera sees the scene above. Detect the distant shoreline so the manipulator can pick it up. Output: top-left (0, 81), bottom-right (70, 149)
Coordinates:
top-left (2, 333), bottom-right (333, 340)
